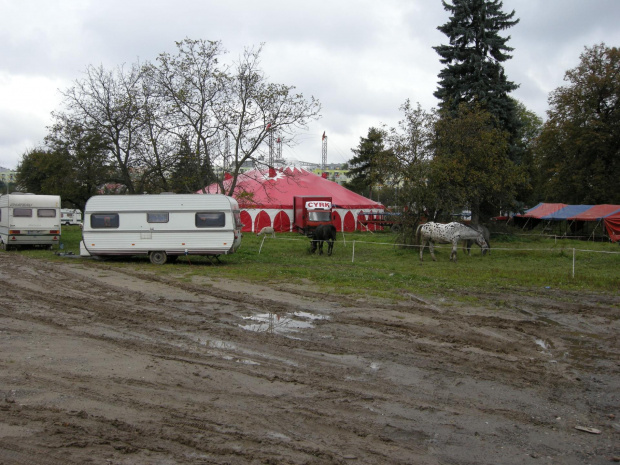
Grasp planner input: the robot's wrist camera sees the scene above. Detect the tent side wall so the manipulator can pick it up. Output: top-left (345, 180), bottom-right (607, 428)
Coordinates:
top-left (604, 213), bottom-right (620, 242)
top-left (239, 207), bottom-right (384, 233)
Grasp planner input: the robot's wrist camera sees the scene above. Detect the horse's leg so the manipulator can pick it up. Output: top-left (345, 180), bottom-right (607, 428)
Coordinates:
top-left (327, 239), bottom-right (333, 256)
top-left (429, 240), bottom-right (437, 261)
top-left (311, 240), bottom-right (317, 254)
top-left (451, 240), bottom-right (458, 262)
top-left (318, 240), bottom-right (324, 255)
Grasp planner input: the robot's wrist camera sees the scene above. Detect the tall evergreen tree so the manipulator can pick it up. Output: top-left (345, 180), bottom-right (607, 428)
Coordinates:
top-left (434, 0), bottom-right (521, 160)
top-left (170, 136), bottom-right (216, 193)
top-left (344, 128), bottom-right (393, 199)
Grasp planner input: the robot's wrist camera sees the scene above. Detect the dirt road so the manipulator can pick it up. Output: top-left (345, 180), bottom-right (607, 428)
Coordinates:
top-left (0, 252), bottom-right (618, 464)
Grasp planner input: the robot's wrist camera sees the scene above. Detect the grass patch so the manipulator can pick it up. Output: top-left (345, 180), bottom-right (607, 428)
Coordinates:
top-left (7, 225), bottom-right (620, 298)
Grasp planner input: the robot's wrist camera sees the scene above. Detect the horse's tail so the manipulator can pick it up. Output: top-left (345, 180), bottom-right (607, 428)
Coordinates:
top-left (415, 223), bottom-right (423, 244)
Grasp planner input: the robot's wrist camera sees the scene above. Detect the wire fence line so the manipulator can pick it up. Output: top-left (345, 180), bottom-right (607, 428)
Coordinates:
top-left (491, 231), bottom-right (614, 243)
top-left (348, 240), bottom-right (618, 278)
top-left (257, 234), bottom-right (619, 278)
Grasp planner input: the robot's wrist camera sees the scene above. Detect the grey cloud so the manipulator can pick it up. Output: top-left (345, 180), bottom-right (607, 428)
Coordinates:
top-left (1, 0), bottom-right (618, 167)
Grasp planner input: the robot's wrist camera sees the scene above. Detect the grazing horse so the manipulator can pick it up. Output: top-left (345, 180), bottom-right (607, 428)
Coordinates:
top-left (310, 224), bottom-right (337, 256)
top-left (416, 222), bottom-right (489, 262)
top-left (463, 224), bottom-right (491, 255)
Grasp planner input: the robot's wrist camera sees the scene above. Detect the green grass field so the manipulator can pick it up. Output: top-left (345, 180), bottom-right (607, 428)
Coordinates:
top-left (8, 225), bottom-right (619, 300)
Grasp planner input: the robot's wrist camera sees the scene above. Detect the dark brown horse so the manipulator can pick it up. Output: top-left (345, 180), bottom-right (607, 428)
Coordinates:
top-left (310, 224), bottom-right (337, 256)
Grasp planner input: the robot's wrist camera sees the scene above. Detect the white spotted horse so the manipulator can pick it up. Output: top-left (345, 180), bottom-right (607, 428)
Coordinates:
top-left (310, 224), bottom-right (337, 256)
top-left (416, 222), bottom-right (489, 262)
top-left (463, 224), bottom-right (491, 255)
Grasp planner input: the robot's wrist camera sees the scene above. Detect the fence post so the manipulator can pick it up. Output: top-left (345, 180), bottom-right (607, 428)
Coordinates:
top-left (572, 248), bottom-right (575, 278)
top-left (352, 240), bottom-right (356, 263)
top-left (259, 236), bottom-right (266, 254)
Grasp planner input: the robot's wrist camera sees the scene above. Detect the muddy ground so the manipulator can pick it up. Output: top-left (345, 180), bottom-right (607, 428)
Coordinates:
top-left (0, 252), bottom-right (618, 465)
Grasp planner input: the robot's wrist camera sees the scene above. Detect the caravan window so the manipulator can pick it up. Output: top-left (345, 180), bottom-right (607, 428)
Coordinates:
top-left (147, 212), bottom-right (169, 223)
top-left (38, 209), bottom-right (56, 218)
top-left (196, 212), bottom-right (225, 228)
top-left (13, 208), bottom-right (32, 217)
top-left (233, 210), bottom-right (243, 229)
top-left (91, 213), bottom-right (120, 229)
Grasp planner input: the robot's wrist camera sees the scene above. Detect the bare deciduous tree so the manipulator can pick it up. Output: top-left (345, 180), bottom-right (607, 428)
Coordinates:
top-left (61, 63), bottom-right (146, 193)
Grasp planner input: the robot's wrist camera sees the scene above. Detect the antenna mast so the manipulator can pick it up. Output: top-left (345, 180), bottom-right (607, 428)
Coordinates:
top-left (223, 134), bottom-right (230, 172)
top-left (321, 132), bottom-right (327, 170)
top-left (268, 129), bottom-right (274, 167)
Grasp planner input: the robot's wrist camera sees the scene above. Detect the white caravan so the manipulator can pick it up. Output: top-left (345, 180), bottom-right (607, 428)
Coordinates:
top-left (80, 194), bottom-right (243, 264)
top-left (0, 193), bottom-right (61, 250)
top-left (61, 208), bottom-right (83, 225)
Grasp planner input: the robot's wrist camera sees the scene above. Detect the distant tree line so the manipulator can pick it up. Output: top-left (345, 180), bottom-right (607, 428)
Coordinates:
top-left (16, 39), bottom-right (321, 212)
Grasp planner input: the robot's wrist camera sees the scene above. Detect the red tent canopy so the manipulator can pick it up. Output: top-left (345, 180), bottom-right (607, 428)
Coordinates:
top-left (602, 211), bottom-right (620, 242)
top-left (200, 167), bottom-right (381, 209)
top-left (516, 203), bottom-right (620, 242)
top-left (519, 203), bottom-right (568, 218)
top-left (199, 167), bottom-right (384, 232)
top-left (567, 204), bottom-right (620, 221)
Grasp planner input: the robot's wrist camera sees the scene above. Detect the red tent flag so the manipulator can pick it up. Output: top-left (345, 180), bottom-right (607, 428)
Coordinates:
top-left (322, 131), bottom-right (326, 140)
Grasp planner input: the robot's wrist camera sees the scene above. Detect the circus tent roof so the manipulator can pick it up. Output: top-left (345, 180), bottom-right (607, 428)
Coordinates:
top-left (515, 202), bottom-right (620, 241)
top-left (568, 204), bottom-right (620, 220)
top-left (199, 167), bottom-right (383, 210)
top-left (519, 203), bottom-right (567, 218)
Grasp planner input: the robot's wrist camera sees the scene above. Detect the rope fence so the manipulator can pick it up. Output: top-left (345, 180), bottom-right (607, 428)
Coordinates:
top-left (257, 233), bottom-right (619, 279)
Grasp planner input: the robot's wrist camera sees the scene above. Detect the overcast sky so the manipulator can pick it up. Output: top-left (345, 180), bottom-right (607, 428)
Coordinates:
top-left (1, 0), bottom-right (619, 170)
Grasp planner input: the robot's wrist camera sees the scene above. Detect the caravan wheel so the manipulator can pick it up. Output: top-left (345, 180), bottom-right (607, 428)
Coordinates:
top-left (149, 251), bottom-right (168, 265)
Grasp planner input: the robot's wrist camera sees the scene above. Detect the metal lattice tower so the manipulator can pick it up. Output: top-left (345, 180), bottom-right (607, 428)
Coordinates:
top-left (224, 134), bottom-right (230, 172)
top-left (268, 130), bottom-right (274, 167)
top-left (321, 132), bottom-right (327, 170)
top-left (276, 135), bottom-right (282, 161)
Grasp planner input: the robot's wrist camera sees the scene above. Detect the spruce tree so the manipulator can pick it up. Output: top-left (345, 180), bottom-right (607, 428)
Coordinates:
top-left (345, 128), bottom-right (392, 199)
top-left (434, 0), bottom-right (521, 160)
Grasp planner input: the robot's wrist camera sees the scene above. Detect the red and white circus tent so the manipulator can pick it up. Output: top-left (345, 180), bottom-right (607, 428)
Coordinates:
top-left (198, 166), bottom-right (384, 232)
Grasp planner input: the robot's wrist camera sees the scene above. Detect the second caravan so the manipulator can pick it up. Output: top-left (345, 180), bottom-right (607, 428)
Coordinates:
top-left (80, 194), bottom-right (243, 264)
top-left (0, 193), bottom-right (61, 250)
top-left (61, 209), bottom-right (83, 225)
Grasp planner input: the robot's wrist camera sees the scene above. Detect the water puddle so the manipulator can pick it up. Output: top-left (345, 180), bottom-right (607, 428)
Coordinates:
top-left (240, 311), bottom-right (329, 335)
top-left (534, 338), bottom-right (549, 350)
top-left (293, 311), bottom-right (329, 321)
top-left (534, 338), bottom-right (555, 360)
